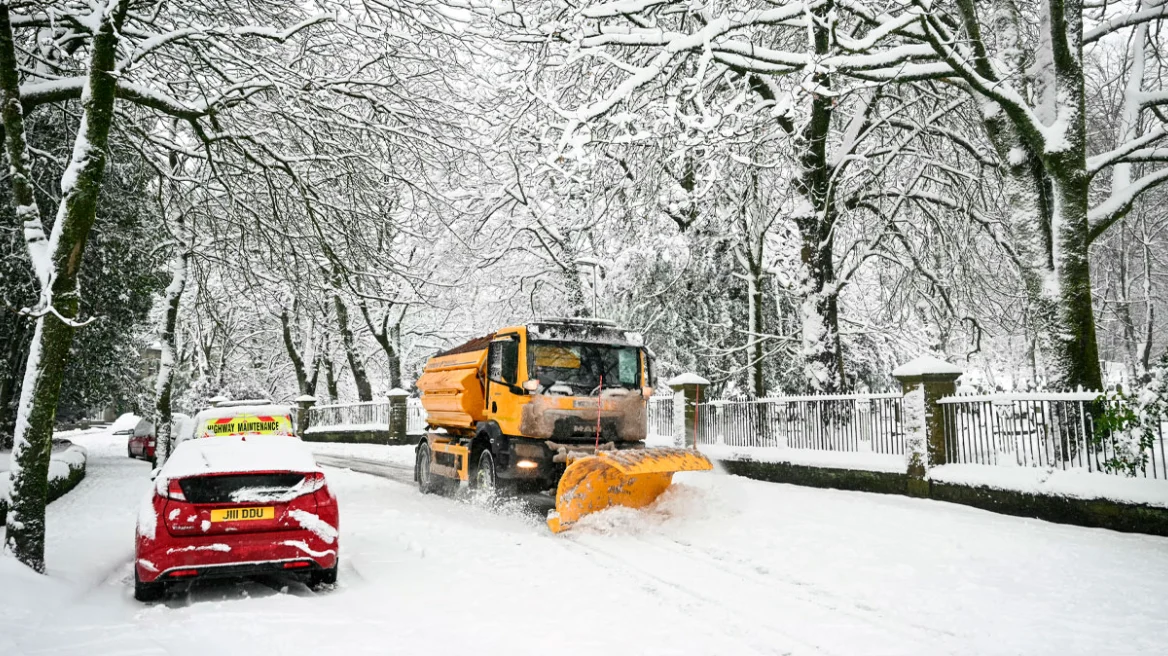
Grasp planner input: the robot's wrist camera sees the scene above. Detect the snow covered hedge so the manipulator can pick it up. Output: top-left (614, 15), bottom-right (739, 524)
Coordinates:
top-left (0, 441), bottom-right (87, 524)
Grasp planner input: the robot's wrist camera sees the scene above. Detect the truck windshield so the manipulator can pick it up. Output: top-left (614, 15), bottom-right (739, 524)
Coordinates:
top-left (528, 341), bottom-right (641, 392)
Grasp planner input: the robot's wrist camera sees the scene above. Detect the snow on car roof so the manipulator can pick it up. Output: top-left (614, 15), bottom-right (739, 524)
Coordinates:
top-left (193, 404), bottom-right (293, 422)
top-left (161, 434), bottom-right (319, 479)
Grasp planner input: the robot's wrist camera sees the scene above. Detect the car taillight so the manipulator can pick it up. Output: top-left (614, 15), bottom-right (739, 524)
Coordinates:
top-left (299, 471), bottom-right (326, 495)
top-left (156, 477), bottom-right (186, 501)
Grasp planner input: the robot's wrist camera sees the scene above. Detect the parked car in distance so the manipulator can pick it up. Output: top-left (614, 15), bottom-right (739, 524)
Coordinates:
top-left (133, 434), bottom-right (339, 601)
top-left (109, 413), bottom-right (140, 438)
top-left (127, 418), bottom-right (156, 463)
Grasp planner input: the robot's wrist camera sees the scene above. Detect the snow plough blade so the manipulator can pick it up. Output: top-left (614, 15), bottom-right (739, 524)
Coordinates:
top-left (546, 448), bottom-right (713, 533)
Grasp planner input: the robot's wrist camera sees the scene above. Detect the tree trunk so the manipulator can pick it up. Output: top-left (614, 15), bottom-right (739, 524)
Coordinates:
top-left (323, 353), bottom-right (339, 401)
top-left (1045, 120), bottom-right (1103, 390)
top-left (1140, 238), bottom-right (1155, 374)
top-left (387, 322), bottom-right (402, 390)
top-left (968, 0), bottom-right (1103, 392)
top-left (155, 216), bottom-right (190, 467)
top-left (281, 306), bottom-right (315, 395)
top-left (333, 295), bottom-right (372, 401)
top-left (3, 0), bottom-right (129, 572)
top-left (358, 302), bottom-right (403, 389)
top-left (1115, 227), bottom-right (1140, 380)
top-left (792, 8), bottom-right (846, 393)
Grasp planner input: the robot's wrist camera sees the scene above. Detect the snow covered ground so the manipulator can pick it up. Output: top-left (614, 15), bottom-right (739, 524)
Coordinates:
top-left (3, 432), bottom-right (1168, 655)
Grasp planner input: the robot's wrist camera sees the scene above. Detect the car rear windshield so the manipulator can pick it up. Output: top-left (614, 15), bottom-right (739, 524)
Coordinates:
top-left (178, 473), bottom-right (307, 504)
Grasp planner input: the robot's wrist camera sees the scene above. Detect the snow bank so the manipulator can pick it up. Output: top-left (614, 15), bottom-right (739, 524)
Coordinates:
top-left (161, 434), bottom-right (320, 480)
top-left (700, 444), bottom-right (907, 473)
top-left (930, 464), bottom-right (1168, 508)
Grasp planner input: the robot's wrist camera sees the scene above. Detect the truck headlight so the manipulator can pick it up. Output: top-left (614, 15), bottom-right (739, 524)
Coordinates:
top-left (516, 460), bottom-right (538, 469)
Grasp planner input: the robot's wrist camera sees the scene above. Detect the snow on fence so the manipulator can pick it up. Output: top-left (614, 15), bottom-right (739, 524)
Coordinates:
top-left (695, 393), bottom-right (906, 454)
top-left (307, 398), bottom-right (426, 435)
top-left (937, 392), bottom-right (1168, 480)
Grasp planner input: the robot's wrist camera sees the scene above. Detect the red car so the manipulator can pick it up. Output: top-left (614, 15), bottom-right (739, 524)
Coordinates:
top-left (134, 434), bottom-right (339, 601)
top-left (126, 418), bottom-right (156, 463)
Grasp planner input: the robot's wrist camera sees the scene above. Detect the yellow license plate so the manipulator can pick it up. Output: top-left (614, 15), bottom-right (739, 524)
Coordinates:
top-left (210, 507), bottom-right (274, 522)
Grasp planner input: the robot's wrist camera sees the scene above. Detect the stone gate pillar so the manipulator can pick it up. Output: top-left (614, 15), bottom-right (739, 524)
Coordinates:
top-left (388, 388), bottom-right (410, 443)
top-left (294, 394), bottom-right (317, 438)
top-left (667, 373), bottom-right (710, 449)
top-left (892, 355), bottom-right (962, 496)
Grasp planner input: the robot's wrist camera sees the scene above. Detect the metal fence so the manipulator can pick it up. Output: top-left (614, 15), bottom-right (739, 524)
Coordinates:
top-left (647, 395), bottom-right (673, 441)
top-left (938, 392), bottom-right (1168, 479)
top-left (694, 393), bottom-right (905, 453)
top-left (307, 398), bottom-right (427, 435)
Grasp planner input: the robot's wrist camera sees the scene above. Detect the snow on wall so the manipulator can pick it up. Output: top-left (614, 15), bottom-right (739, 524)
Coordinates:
top-left (929, 464), bottom-right (1168, 508)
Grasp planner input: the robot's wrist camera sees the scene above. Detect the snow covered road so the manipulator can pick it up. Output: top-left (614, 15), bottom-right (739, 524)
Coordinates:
top-left (3, 433), bottom-right (1168, 655)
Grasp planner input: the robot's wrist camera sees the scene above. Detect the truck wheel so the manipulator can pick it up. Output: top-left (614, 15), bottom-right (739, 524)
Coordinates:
top-left (417, 444), bottom-right (441, 494)
top-left (474, 451), bottom-right (497, 492)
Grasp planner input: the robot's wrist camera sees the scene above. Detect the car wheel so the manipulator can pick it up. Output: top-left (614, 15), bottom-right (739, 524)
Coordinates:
top-left (134, 570), bottom-right (165, 602)
top-left (309, 563), bottom-right (338, 589)
top-left (127, 444), bottom-right (134, 459)
top-left (417, 444), bottom-right (440, 495)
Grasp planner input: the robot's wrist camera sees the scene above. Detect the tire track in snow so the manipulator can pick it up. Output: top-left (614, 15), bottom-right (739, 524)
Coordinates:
top-left (563, 529), bottom-right (959, 656)
top-left (644, 534), bottom-right (961, 648)
top-left (556, 534), bottom-right (824, 656)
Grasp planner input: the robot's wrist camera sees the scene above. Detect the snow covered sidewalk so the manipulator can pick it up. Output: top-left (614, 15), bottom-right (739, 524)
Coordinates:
top-left (3, 436), bottom-right (1167, 655)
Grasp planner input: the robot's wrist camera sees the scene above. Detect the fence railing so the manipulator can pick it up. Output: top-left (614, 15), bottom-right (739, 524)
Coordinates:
top-left (307, 398), bottom-right (426, 435)
top-left (694, 393), bottom-right (905, 454)
top-left (647, 395), bottom-right (673, 440)
top-left (306, 390), bottom-right (1167, 481)
top-left (938, 392), bottom-right (1168, 479)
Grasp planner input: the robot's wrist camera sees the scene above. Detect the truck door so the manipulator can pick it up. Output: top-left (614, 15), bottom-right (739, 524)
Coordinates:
top-left (486, 336), bottom-right (521, 427)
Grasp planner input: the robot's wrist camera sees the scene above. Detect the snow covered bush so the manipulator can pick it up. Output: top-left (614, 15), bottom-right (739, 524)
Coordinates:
top-left (1, 440), bottom-right (86, 525)
top-left (1093, 357), bottom-right (1168, 477)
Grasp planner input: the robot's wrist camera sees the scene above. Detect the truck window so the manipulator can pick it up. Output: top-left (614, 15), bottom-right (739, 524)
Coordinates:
top-left (618, 349), bottom-right (638, 385)
top-left (489, 338), bottom-right (519, 385)
top-left (528, 341), bottom-right (641, 392)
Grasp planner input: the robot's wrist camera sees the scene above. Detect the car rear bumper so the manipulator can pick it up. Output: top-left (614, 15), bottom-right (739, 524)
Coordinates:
top-left (137, 529), bottom-right (337, 583)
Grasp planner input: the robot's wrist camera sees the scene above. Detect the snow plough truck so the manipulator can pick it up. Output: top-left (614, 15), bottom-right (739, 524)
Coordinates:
top-left (414, 318), bottom-right (712, 532)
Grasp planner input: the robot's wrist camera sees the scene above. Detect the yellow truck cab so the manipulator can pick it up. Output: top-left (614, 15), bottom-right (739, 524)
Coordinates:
top-left (415, 318), bottom-right (654, 491)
